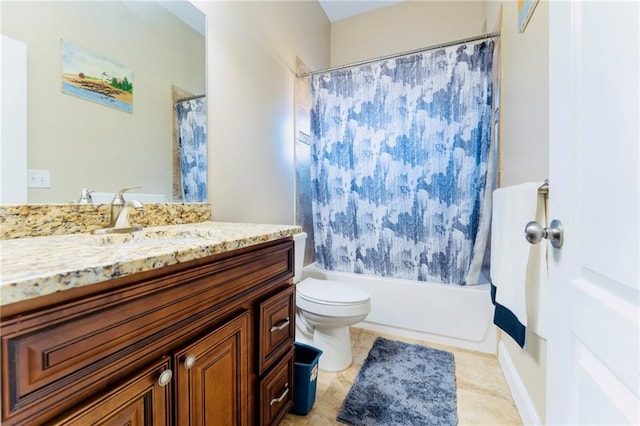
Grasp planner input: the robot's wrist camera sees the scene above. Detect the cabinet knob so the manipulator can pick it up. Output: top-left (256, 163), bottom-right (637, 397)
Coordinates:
top-left (184, 354), bottom-right (197, 369)
top-left (269, 383), bottom-right (289, 406)
top-left (270, 317), bottom-right (290, 333)
top-left (157, 369), bottom-right (173, 387)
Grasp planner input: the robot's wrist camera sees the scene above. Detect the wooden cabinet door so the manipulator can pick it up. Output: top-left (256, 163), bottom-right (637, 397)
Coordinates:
top-left (50, 357), bottom-right (172, 426)
top-left (174, 311), bottom-right (250, 426)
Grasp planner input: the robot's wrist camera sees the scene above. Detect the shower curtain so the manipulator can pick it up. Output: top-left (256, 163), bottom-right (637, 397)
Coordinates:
top-left (176, 97), bottom-right (207, 202)
top-left (310, 40), bottom-right (495, 285)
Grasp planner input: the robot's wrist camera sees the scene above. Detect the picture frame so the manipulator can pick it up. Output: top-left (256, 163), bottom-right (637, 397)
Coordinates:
top-left (61, 40), bottom-right (133, 113)
top-left (517, 0), bottom-right (539, 33)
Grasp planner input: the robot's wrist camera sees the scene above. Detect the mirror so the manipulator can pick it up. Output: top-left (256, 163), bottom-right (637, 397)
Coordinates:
top-left (1, 1), bottom-right (206, 204)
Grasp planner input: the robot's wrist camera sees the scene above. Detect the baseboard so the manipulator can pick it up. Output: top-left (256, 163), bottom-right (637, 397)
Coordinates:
top-left (498, 340), bottom-right (543, 425)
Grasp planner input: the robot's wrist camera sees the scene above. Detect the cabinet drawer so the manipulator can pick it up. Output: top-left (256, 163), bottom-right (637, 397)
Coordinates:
top-left (259, 348), bottom-right (294, 426)
top-left (258, 285), bottom-right (295, 375)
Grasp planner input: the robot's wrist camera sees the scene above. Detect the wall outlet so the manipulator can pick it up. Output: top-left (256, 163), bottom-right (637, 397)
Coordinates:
top-left (27, 169), bottom-right (51, 188)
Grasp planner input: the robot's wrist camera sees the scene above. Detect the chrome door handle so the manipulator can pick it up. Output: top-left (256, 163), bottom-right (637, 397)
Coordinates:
top-left (525, 219), bottom-right (564, 248)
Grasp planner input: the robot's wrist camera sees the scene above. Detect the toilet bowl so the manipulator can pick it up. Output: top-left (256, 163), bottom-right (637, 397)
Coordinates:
top-left (293, 233), bottom-right (371, 372)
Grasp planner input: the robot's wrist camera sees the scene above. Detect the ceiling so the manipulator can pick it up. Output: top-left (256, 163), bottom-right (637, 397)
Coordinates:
top-left (318, 0), bottom-right (405, 22)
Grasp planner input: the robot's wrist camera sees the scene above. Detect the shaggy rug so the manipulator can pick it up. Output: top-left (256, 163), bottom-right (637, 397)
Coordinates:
top-left (337, 337), bottom-right (457, 426)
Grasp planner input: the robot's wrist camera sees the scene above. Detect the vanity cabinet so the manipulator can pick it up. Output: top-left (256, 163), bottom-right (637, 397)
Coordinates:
top-left (0, 238), bottom-right (295, 426)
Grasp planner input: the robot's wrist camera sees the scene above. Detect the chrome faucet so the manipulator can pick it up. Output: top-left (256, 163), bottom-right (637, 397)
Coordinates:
top-left (92, 187), bottom-right (144, 235)
top-left (113, 199), bottom-right (144, 230)
top-left (109, 186), bottom-right (140, 227)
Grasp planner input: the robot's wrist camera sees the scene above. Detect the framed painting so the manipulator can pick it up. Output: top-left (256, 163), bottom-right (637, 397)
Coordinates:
top-left (517, 0), bottom-right (539, 33)
top-left (61, 40), bottom-right (133, 113)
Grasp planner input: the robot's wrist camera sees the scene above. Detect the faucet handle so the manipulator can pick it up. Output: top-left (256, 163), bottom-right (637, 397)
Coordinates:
top-left (78, 188), bottom-right (94, 204)
top-left (111, 186), bottom-right (141, 205)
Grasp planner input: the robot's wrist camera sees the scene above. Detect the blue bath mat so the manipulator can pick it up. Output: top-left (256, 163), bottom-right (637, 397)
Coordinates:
top-left (337, 337), bottom-right (457, 426)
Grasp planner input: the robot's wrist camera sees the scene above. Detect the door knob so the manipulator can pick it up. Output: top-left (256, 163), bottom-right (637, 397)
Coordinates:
top-left (524, 219), bottom-right (564, 248)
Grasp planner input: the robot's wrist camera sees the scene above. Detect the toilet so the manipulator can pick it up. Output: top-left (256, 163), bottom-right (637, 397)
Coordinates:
top-left (293, 233), bottom-right (371, 372)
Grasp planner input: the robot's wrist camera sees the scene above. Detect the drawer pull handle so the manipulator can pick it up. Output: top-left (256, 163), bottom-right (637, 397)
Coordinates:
top-left (269, 384), bottom-right (289, 406)
top-left (184, 354), bottom-right (197, 369)
top-left (157, 369), bottom-right (173, 387)
top-left (270, 317), bottom-right (290, 333)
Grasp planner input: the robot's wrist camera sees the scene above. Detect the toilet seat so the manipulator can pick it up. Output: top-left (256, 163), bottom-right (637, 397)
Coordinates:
top-left (297, 278), bottom-right (369, 305)
top-left (296, 278), bottom-right (371, 317)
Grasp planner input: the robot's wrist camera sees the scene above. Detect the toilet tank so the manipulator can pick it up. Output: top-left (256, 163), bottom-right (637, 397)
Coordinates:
top-left (292, 232), bottom-right (307, 283)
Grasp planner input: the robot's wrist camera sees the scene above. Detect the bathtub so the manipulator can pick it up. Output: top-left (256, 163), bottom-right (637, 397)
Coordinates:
top-left (302, 263), bottom-right (498, 354)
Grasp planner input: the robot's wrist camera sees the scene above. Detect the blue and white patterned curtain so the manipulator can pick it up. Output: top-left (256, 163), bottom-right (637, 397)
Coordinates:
top-left (310, 40), bottom-right (495, 285)
top-left (176, 97), bottom-right (207, 202)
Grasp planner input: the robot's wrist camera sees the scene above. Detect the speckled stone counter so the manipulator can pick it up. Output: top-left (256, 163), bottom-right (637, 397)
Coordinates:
top-left (0, 222), bottom-right (302, 306)
top-left (0, 203), bottom-right (212, 240)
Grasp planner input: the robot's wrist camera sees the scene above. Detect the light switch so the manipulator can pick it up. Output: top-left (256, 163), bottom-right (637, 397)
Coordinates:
top-left (27, 169), bottom-right (51, 188)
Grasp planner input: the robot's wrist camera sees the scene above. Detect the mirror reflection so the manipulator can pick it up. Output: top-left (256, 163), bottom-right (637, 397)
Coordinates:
top-left (1, 1), bottom-right (207, 204)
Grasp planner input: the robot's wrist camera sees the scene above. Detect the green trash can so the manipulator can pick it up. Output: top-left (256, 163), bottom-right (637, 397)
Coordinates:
top-left (290, 342), bottom-right (323, 415)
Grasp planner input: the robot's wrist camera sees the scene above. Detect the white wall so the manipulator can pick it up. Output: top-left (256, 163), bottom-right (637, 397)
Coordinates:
top-left (490, 1), bottom-right (549, 187)
top-left (330, 0), bottom-right (485, 67)
top-left (193, 1), bottom-right (330, 224)
top-left (485, 1), bottom-right (549, 423)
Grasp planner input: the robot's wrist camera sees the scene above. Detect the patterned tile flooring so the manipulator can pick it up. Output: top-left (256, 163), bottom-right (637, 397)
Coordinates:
top-left (282, 327), bottom-right (522, 425)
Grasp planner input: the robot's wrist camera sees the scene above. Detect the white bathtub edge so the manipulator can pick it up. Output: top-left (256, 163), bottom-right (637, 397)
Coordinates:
top-left (303, 263), bottom-right (499, 354)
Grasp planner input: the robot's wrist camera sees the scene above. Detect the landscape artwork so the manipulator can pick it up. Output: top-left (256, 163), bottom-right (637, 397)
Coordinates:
top-left (61, 40), bottom-right (133, 113)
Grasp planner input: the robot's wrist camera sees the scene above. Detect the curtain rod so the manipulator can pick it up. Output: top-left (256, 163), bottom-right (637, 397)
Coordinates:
top-left (175, 94), bottom-right (206, 104)
top-left (296, 31), bottom-right (500, 78)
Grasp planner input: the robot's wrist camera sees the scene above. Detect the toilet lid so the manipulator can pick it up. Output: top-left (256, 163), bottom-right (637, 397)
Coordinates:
top-left (297, 278), bottom-right (370, 306)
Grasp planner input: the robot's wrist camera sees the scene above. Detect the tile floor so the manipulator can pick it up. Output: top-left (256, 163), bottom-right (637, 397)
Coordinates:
top-left (282, 327), bottom-right (522, 425)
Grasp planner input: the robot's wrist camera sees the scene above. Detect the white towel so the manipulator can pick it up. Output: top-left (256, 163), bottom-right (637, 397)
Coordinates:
top-left (491, 181), bottom-right (548, 348)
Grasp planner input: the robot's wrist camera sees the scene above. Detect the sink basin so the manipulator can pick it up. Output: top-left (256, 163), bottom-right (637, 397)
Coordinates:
top-left (87, 227), bottom-right (222, 247)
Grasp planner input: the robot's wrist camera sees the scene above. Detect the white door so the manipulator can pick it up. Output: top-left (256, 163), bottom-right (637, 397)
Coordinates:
top-left (546, 1), bottom-right (639, 425)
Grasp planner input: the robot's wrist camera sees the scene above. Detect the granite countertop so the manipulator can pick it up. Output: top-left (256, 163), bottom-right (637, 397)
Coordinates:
top-left (0, 221), bottom-right (302, 306)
